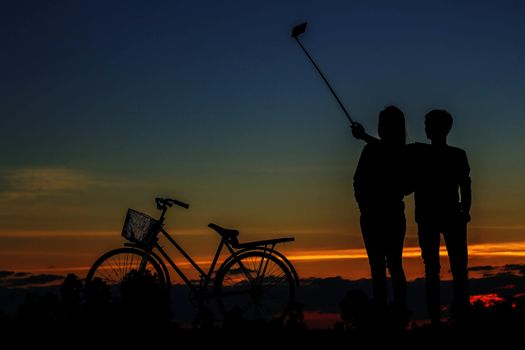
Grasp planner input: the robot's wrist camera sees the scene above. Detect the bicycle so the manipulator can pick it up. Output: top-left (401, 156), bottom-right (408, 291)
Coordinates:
top-left (85, 197), bottom-right (299, 323)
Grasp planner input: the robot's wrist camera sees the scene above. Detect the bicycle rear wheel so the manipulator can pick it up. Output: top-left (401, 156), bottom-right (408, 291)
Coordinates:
top-left (85, 247), bottom-right (167, 302)
top-left (214, 251), bottom-right (295, 322)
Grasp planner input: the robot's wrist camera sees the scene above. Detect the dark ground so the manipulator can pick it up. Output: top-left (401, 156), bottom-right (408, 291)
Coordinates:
top-left (2, 270), bottom-right (525, 347)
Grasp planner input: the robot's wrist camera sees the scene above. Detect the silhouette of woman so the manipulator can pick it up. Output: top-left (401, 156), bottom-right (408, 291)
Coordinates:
top-left (353, 106), bottom-right (409, 325)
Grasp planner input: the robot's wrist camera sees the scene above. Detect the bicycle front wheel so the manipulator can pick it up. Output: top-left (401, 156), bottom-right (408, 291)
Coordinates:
top-left (85, 247), bottom-right (167, 301)
top-left (214, 251), bottom-right (295, 322)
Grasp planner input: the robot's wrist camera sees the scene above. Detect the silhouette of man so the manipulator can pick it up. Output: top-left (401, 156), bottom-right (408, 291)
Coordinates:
top-left (409, 110), bottom-right (471, 326)
top-left (352, 109), bottom-right (472, 327)
top-left (353, 106), bottom-right (410, 326)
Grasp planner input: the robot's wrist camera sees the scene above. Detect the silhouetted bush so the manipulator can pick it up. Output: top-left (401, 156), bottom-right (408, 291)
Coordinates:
top-left (119, 269), bottom-right (169, 323)
top-left (285, 302), bottom-right (307, 330)
top-left (61, 273), bottom-right (83, 320)
top-left (339, 289), bottom-right (371, 330)
top-left (84, 276), bottom-right (112, 322)
top-left (17, 292), bottom-right (61, 323)
top-left (192, 305), bottom-right (214, 329)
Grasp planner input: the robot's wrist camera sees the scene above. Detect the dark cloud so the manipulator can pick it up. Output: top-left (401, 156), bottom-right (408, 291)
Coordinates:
top-left (0, 271), bottom-right (15, 278)
top-left (4, 274), bottom-right (64, 288)
top-left (503, 264), bottom-right (525, 275)
top-left (0, 272), bottom-right (64, 288)
top-left (470, 274), bottom-right (525, 298)
top-left (469, 265), bottom-right (496, 272)
top-left (0, 271), bottom-right (37, 285)
top-left (14, 272), bottom-right (31, 277)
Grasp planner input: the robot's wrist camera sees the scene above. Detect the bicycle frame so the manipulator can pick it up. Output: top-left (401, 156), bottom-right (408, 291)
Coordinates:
top-left (148, 227), bottom-right (239, 296)
top-left (126, 203), bottom-right (298, 299)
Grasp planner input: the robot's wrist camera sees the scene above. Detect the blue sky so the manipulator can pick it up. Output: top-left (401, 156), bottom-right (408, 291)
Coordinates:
top-left (1, 0), bottom-right (525, 266)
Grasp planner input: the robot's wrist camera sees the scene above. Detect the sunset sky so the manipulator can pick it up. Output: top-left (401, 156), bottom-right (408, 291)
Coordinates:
top-left (1, 0), bottom-right (525, 281)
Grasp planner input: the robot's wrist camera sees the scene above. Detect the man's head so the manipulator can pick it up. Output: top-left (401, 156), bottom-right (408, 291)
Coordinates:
top-left (378, 105), bottom-right (406, 146)
top-left (425, 109), bottom-right (453, 142)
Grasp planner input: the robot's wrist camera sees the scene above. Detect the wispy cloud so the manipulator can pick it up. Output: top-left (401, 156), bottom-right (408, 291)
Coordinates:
top-left (0, 270), bottom-right (64, 288)
top-left (0, 167), bottom-right (107, 200)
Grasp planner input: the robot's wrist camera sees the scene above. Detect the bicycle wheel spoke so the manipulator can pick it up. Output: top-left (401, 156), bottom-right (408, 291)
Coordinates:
top-left (108, 257), bottom-right (122, 281)
top-left (255, 255), bottom-right (265, 282)
top-left (124, 251), bottom-right (129, 274)
top-left (97, 268), bottom-right (117, 284)
top-left (216, 251), bottom-right (294, 322)
top-left (86, 249), bottom-right (166, 304)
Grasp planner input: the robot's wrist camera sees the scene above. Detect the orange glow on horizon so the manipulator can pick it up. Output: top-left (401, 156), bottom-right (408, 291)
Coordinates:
top-left (11, 241), bottom-right (525, 277)
top-left (287, 242), bottom-right (525, 262)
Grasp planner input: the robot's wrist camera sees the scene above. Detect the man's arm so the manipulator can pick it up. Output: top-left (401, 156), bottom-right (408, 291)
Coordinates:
top-left (351, 123), bottom-right (379, 144)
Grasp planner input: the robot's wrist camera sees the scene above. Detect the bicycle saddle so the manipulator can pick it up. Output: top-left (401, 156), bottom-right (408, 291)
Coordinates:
top-left (208, 223), bottom-right (239, 238)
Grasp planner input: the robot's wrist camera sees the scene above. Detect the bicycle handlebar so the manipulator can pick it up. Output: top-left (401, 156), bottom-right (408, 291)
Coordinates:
top-left (155, 197), bottom-right (190, 210)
